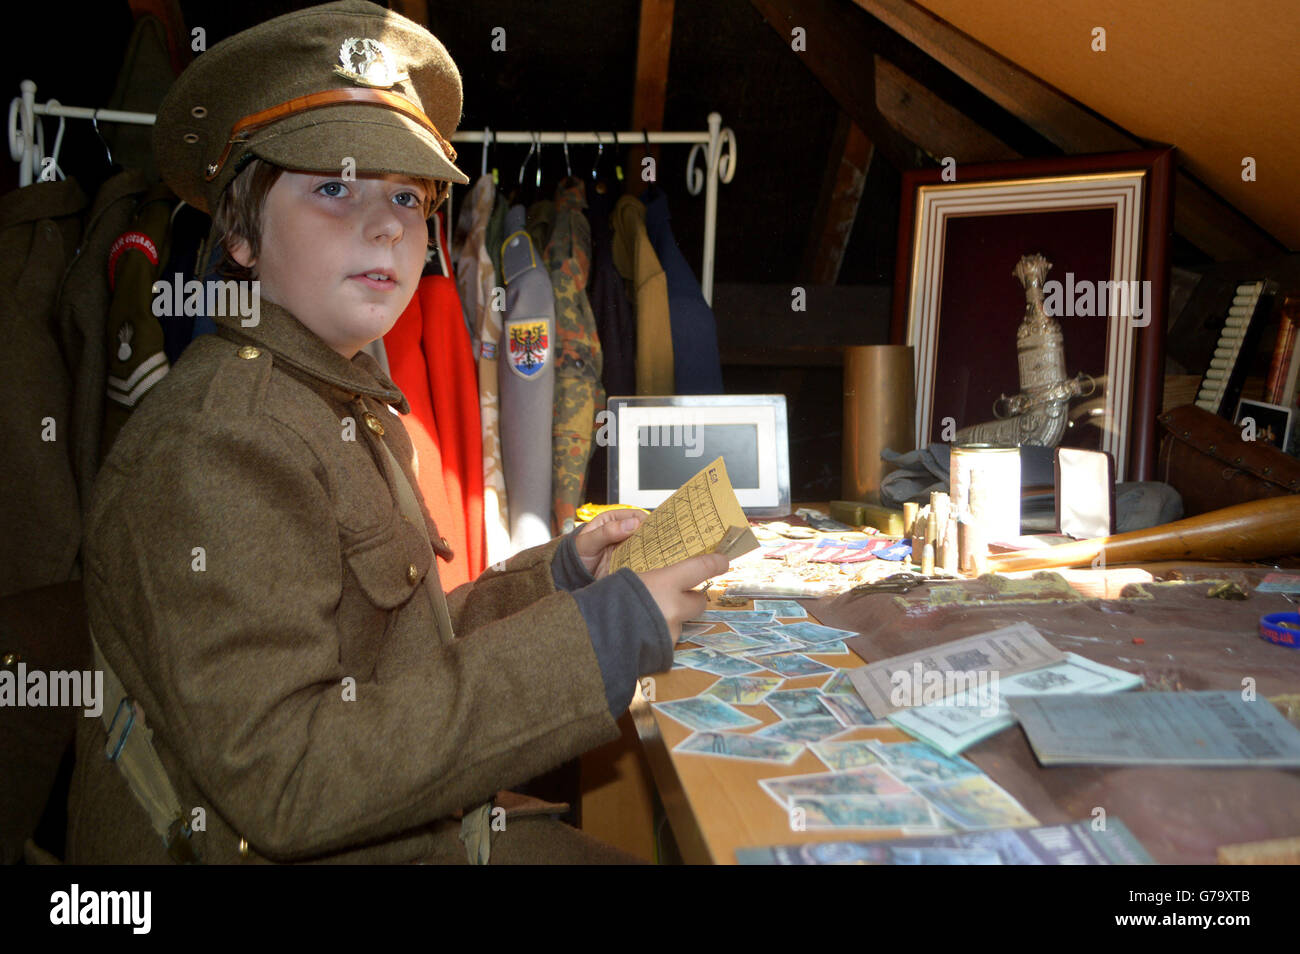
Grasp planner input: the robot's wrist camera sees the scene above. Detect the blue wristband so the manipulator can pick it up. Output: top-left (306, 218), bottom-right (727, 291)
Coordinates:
top-left (1259, 612), bottom-right (1300, 649)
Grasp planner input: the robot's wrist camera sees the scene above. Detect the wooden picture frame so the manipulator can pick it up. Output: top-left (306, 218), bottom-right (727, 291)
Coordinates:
top-left (891, 150), bottom-right (1174, 481)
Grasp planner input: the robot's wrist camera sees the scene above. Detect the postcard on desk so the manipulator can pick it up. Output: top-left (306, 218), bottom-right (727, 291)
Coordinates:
top-left (745, 650), bottom-right (833, 678)
top-left (809, 740), bottom-right (887, 771)
top-left (674, 647), bottom-right (767, 677)
top-left (608, 457), bottom-right (759, 573)
top-left (754, 716), bottom-right (847, 743)
top-left (775, 621), bottom-right (857, 646)
top-left (753, 599), bottom-right (809, 618)
top-left (1008, 691), bottom-right (1300, 767)
top-left (703, 675), bottom-right (784, 706)
top-left (735, 818), bottom-right (1156, 865)
top-left (792, 793), bottom-right (942, 831)
top-left (675, 731), bottom-right (805, 765)
top-left (653, 695), bottom-right (762, 732)
top-left (887, 653), bottom-right (1144, 756)
top-left (912, 776), bottom-right (1038, 830)
top-left (765, 687), bottom-right (833, 720)
top-left (820, 670), bottom-right (858, 697)
top-left (818, 692), bottom-right (882, 728)
top-left (759, 766), bottom-right (911, 808)
top-left (694, 610), bottom-right (776, 623)
top-left (848, 622), bottom-right (1065, 720)
top-left (1257, 572), bottom-right (1300, 594)
top-left (687, 631), bottom-right (781, 655)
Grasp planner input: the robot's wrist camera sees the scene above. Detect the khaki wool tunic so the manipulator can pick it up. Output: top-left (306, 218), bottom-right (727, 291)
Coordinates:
top-left (69, 301), bottom-right (621, 864)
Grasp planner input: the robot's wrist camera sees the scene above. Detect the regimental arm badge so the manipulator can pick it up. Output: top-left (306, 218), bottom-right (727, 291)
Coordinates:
top-left (335, 37), bottom-right (408, 88)
top-left (505, 319), bottom-right (550, 379)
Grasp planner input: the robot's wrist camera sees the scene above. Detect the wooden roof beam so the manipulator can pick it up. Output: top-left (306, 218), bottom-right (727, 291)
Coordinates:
top-left (802, 112), bottom-right (875, 284)
top-left (627, 0), bottom-right (675, 196)
top-left (749, 0), bottom-right (926, 173)
top-left (874, 55), bottom-right (1018, 164)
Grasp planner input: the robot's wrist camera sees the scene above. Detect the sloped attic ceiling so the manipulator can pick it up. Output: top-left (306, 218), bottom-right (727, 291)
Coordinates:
top-left (908, 0), bottom-right (1299, 251)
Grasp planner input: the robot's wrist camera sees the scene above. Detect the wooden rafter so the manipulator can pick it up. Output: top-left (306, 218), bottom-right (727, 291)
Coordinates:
top-left (802, 112), bottom-right (874, 284)
top-left (751, 0), bottom-right (926, 173)
top-left (628, 0), bottom-right (675, 195)
top-left (874, 56), bottom-right (1017, 164)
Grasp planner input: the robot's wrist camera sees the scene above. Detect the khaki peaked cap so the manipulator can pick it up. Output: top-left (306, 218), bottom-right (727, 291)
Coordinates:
top-left (154, 0), bottom-right (470, 214)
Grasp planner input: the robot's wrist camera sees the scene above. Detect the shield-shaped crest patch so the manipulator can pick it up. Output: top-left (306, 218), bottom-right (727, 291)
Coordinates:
top-left (505, 319), bottom-right (550, 378)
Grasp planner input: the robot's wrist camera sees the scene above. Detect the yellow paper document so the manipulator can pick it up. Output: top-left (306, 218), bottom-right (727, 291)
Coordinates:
top-left (608, 457), bottom-right (759, 573)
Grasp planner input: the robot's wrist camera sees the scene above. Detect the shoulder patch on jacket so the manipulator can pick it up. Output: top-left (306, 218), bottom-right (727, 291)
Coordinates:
top-left (504, 318), bottom-right (550, 378)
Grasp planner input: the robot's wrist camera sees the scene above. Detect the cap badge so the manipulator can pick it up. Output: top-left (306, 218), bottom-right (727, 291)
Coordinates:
top-left (336, 37), bottom-right (407, 88)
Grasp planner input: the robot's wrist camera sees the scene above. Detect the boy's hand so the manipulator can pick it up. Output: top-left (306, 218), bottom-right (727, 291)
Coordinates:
top-left (638, 553), bottom-right (730, 645)
top-left (573, 509), bottom-right (647, 579)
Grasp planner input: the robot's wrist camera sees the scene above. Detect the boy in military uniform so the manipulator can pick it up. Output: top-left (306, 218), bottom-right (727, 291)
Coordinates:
top-left (68, 0), bottom-right (724, 864)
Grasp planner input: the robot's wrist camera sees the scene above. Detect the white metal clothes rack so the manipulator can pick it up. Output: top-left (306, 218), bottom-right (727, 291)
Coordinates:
top-left (8, 79), bottom-right (738, 303)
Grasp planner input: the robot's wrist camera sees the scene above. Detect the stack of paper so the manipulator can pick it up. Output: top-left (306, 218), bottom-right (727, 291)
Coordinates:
top-left (888, 653), bottom-right (1143, 756)
top-left (1008, 691), bottom-right (1300, 767)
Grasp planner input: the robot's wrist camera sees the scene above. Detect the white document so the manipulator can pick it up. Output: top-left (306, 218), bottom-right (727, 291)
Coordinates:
top-left (1009, 691), bottom-right (1300, 767)
top-left (848, 622), bottom-right (1065, 719)
top-left (887, 653), bottom-right (1143, 756)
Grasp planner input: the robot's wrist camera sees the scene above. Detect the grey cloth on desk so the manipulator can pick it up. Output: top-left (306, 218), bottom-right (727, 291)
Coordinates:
top-left (879, 443), bottom-right (952, 507)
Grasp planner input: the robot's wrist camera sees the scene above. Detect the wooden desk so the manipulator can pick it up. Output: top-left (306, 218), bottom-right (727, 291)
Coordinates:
top-left (626, 632), bottom-right (915, 865)
top-left (581, 565), bottom-right (1300, 865)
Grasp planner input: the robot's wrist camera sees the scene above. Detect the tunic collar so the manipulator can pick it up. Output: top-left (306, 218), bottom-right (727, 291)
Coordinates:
top-left (214, 299), bottom-right (410, 413)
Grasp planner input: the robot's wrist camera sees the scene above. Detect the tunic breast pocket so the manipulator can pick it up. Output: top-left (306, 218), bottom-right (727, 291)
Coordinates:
top-left (336, 511), bottom-right (437, 676)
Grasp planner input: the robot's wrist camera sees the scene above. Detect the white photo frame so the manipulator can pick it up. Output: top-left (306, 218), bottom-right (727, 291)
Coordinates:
top-left (1234, 398), bottom-right (1295, 452)
top-left (606, 395), bottom-right (790, 515)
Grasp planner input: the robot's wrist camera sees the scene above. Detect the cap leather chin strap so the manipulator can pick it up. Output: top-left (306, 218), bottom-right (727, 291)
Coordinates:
top-left (204, 87), bottom-right (458, 185)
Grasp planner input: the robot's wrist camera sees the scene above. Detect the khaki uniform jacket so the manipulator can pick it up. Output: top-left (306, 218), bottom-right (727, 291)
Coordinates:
top-left (69, 301), bottom-right (620, 864)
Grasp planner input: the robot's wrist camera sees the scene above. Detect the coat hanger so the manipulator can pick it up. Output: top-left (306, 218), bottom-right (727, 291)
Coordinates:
top-left (590, 131), bottom-right (607, 194)
top-left (510, 132), bottom-right (536, 204)
top-left (521, 130), bottom-right (543, 205)
top-left (91, 111), bottom-right (116, 169)
top-left (73, 108), bottom-right (121, 194)
top-left (38, 99), bottom-right (67, 181)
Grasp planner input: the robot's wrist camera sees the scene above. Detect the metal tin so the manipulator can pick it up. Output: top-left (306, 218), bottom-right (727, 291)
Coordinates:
top-left (950, 444), bottom-right (1020, 543)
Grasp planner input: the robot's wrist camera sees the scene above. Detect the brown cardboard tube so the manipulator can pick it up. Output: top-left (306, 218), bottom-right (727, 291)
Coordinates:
top-left (842, 345), bottom-right (915, 504)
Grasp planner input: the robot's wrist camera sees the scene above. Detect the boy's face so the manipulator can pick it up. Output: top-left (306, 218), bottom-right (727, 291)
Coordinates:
top-left (231, 170), bottom-right (430, 359)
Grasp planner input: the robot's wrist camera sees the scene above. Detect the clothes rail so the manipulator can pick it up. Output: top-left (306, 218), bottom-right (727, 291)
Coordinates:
top-left (10, 79), bottom-right (736, 301)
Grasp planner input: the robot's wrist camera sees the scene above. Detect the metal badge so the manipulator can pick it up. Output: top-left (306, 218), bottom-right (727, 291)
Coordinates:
top-left (335, 37), bottom-right (408, 88)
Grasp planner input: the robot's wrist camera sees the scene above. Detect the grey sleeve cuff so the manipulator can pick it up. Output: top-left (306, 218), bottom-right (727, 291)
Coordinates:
top-left (551, 527), bottom-right (596, 592)
top-left (570, 568), bottom-right (673, 718)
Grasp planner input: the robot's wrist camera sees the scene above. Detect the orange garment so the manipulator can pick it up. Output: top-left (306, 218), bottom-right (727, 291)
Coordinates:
top-left (384, 274), bottom-right (485, 588)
